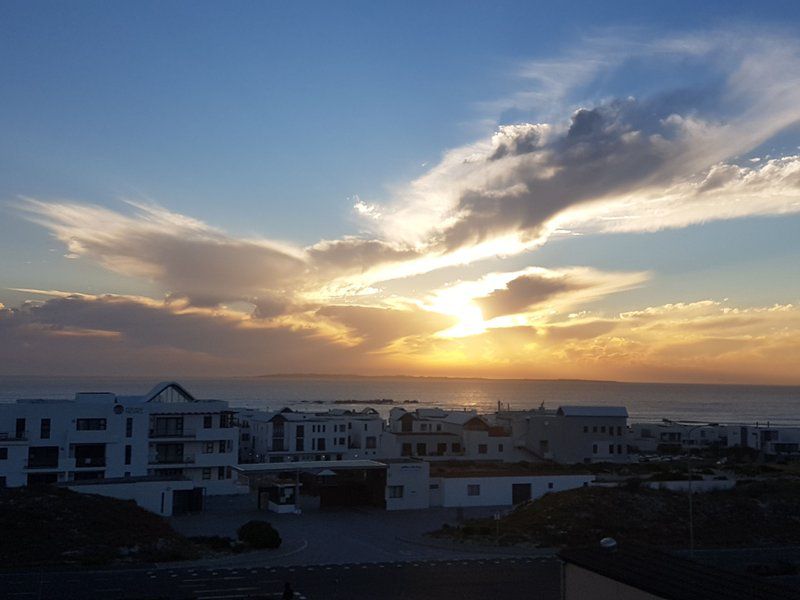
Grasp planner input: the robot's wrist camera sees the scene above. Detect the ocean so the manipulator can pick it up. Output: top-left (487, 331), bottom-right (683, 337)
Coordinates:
top-left (1, 375), bottom-right (798, 425)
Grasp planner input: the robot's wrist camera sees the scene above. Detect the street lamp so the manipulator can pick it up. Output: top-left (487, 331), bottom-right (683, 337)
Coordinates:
top-left (662, 419), bottom-right (719, 557)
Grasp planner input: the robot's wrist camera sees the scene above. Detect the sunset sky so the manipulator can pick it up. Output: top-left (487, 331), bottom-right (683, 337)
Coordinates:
top-left (2, 1), bottom-right (800, 383)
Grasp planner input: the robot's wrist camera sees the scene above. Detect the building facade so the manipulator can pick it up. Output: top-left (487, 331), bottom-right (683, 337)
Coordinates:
top-left (0, 382), bottom-right (242, 501)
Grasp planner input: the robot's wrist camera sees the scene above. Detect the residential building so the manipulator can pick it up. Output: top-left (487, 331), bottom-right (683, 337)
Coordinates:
top-left (495, 406), bottom-right (631, 464)
top-left (240, 407), bottom-right (386, 463)
top-left (385, 407), bottom-right (520, 462)
top-left (0, 382), bottom-right (243, 513)
top-left (629, 422), bottom-right (727, 454)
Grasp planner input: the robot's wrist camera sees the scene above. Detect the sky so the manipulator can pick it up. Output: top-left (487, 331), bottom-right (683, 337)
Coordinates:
top-left (1, 1), bottom-right (800, 383)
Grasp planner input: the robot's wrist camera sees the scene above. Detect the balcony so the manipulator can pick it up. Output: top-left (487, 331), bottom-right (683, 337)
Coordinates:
top-left (24, 460), bottom-right (60, 470)
top-left (73, 457), bottom-right (106, 469)
top-left (0, 431), bottom-right (29, 442)
top-left (149, 429), bottom-right (196, 440)
top-left (148, 454), bottom-right (196, 465)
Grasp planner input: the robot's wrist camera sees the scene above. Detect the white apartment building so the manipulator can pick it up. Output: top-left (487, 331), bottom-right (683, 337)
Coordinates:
top-left (239, 407), bottom-right (386, 463)
top-left (495, 406), bottom-right (631, 464)
top-left (629, 422), bottom-right (728, 454)
top-left (0, 382), bottom-right (243, 513)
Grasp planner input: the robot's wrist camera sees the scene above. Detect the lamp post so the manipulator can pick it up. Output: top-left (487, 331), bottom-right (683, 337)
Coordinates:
top-left (662, 419), bottom-right (718, 557)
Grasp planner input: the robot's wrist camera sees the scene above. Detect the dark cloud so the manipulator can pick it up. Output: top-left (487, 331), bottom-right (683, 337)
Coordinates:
top-left (317, 304), bottom-right (456, 350)
top-left (544, 320), bottom-right (617, 341)
top-left (475, 273), bottom-right (586, 319)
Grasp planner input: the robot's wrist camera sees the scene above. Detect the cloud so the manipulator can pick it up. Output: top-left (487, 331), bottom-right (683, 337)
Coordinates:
top-left (475, 271), bottom-right (587, 320)
top-left (316, 304), bottom-right (456, 350)
top-left (18, 200), bottom-right (308, 310)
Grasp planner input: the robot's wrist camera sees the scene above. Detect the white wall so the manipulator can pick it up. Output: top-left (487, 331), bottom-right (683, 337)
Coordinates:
top-left (436, 474), bottom-right (594, 508)
top-left (66, 479), bottom-right (195, 516)
top-left (385, 461), bottom-right (430, 511)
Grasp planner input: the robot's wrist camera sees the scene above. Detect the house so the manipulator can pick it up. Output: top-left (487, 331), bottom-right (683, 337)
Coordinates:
top-left (495, 405), bottom-right (631, 464)
top-left (240, 407), bottom-right (386, 463)
top-left (385, 407), bottom-right (520, 462)
top-left (629, 423), bottom-right (727, 454)
top-left (559, 542), bottom-right (800, 600)
top-left (0, 382), bottom-right (244, 515)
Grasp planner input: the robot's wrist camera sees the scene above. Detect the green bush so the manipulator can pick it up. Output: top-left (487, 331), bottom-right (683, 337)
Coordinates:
top-left (237, 520), bottom-right (282, 549)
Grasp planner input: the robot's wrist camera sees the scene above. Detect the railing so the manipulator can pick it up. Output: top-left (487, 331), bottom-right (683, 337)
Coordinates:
top-left (0, 431), bottom-right (28, 441)
top-left (149, 429), bottom-right (196, 439)
top-left (148, 455), bottom-right (196, 465)
top-left (24, 460), bottom-right (60, 470)
top-left (74, 457), bottom-right (106, 468)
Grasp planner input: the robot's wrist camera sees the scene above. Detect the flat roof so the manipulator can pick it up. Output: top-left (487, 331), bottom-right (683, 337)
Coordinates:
top-left (559, 544), bottom-right (800, 600)
top-left (234, 459), bottom-right (387, 473)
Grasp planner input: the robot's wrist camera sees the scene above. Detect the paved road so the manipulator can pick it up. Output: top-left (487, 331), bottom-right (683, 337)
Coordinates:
top-left (1, 557), bottom-right (560, 599)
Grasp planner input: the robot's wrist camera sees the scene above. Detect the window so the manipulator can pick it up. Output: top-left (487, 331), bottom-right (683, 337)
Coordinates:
top-left (401, 443), bottom-right (412, 456)
top-left (40, 419), bottom-right (51, 439)
top-left (583, 426), bottom-right (588, 433)
top-left (498, 444), bottom-right (504, 453)
top-left (600, 426), bottom-right (606, 434)
top-left (204, 415), bottom-right (212, 429)
top-left (363, 423), bottom-right (367, 431)
top-left (218, 466), bottom-right (225, 479)
top-left (617, 444), bottom-right (623, 454)
top-left (388, 485), bottom-right (404, 498)
top-left (609, 444), bottom-right (615, 454)
top-left (592, 444), bottom-right (598, 454)
top-left (0, 448), bottom-right (7, 460)
top-left (437, 442), bottom-right (447, 455)
top-left (478, 444), bottom-right (487, 454)
top-left (226, 466), bottom-right (232, 479)
top-left (317, 438), bottom-right (326, 451)
top-left (220, 413), bottom-right (234, 428)
top-left (126, 418), bottom-right (133, 438)
top-left (452, 442), bottom-right (461, 453)
top-left (592, 426), bottom-right (597, 433)
top-left (366, 436), bottom-right (377, 449)
top-left (548, 482), bottom-right (554, 489)
top-left (416, 443), bottom-right (427, 456)
top-left (77, 418), bottom-right (106, 431)
top-left (338, 437), bottom-right (346, 445)
top-left (241, 433), bottom-right (250, 442)
top-left (204, 442), bottom-right (214, 454)
top-left (436, 424), bottom-right (442, 432)
top-left (429, 483), bottom-right (439, 490)
top-left (218, 440), bottom-right (226, 453)
top-left (202, 468), bottom-right (211, 480)
top-left (0, 476), bottom-right (6, 487)
top-left (124, 445), bottom-right (132, 465)
top-left (617, 426), bottom-right (623, 436)
top-left (467, 484), bottom-right (480, 496)
top-left (15, 418), bottom-right (26, 439)
top-left (420, 423), bottom-right (428, 432)
top-left (539, 440), bottom-right (549, 454)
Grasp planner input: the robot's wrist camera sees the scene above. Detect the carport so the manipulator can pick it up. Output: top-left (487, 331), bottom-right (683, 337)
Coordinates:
top-left (234, 459), bottom-right (388, 512)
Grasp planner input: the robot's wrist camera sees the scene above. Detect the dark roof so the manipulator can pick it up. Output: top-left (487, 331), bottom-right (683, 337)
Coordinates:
top-left (559, 544), bottom-right (800, 600)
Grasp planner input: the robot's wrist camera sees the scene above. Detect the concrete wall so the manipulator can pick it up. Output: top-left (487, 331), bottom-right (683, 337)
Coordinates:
top-left (435, 474), bottom-right (594, 508)
top-left (385, 461), bottom-right (430, 511)
top-left (66, 479), bottom-right (195, 516)
top-left (563, 563), bottom-right (666, 600)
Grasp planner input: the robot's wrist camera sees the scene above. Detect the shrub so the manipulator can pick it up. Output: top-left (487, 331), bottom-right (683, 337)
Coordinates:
top-left (237, 520), bottom-right (282, 549)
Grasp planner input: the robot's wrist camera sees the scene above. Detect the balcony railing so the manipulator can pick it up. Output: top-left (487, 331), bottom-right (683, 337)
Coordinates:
top-left (24, 460), bottom-right (60, 470)
top-left (148, 455), bottom-right (196, 465)
top-left (73, 457), bottom-right (106, 468)
top-left (0, 431), bottom-right (28, 441)
top-left (149, 429), bottom-right (196, 439)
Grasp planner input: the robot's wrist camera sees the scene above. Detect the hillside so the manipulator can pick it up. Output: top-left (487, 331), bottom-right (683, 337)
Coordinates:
top-left (436, 480), bottom-right (800, 549)
top-left (0, 487), bottom-right (200, 567)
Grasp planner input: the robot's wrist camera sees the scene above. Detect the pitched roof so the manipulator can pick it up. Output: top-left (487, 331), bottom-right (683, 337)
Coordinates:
top-left (557, 406), bottom-right (628, 418)
top-left (559, 544), bottom-right (800, 600)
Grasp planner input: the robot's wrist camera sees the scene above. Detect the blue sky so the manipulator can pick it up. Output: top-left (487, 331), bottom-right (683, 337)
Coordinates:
top-left (1, 2), bottom-right (800, 382)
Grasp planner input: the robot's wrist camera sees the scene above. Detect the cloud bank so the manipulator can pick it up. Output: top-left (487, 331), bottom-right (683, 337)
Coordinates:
top-left (6, 27), bottom-right (800, 382)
